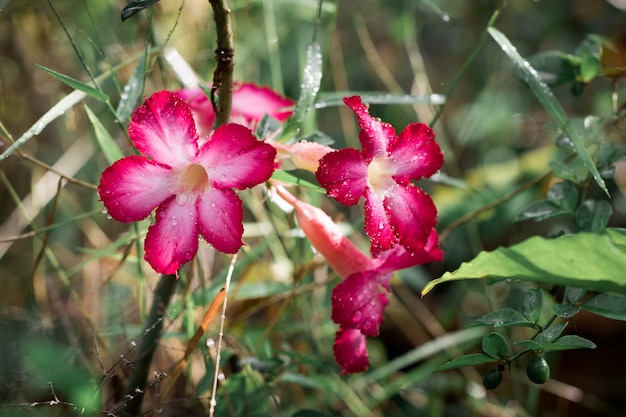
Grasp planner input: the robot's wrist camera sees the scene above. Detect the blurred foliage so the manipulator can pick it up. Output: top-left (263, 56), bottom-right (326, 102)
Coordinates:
top-left (1, 0), bottom-right (626, 416)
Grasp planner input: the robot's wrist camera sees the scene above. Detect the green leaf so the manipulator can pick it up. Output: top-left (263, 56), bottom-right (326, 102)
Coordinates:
top-left (488, 27), bottom-right (608, 195)
top-left (482, 332), bottom-right (509, 359)
top-left (422, 229), bottom-right (626, 296)
top-left (522, 288), bottom-right (543, 322)
top-left (549, 157), bottom-right (589, 184)
top-left (278, 43), bottom-right (323, 141)
top-left (542, 335), bottom-right (596, 351)
top-left (34, 64), bottom-right (108, 102)
top-left (271, 169), bottom-right (321, 191)
top-left (522, 50), bottom-right (579, 86)
top-left (315, 91), bottom-right (446, 109)
top-left (515, 200), bottom-right (570, 222)
top-left (575, 199), bottom-right (612, 233)
top-left (515, 340), bottom-right (541, 351)
top-left (538, 322), bottom-right (568, 343)
top-left (121, 0), bottom-right (161, 21)
top-left (473, 308), bottom-right (537, 328)
top-left (84, 105), bottom-right (124, 164)
top-left (434, 353), bottom-right (498, 372)
top-left (564, 286), bottom-right (587, 304)
top-left (547, 180), bottom-right (579, 212)
top-left (116, 47), bottom-right (148, 123)
top-left (583, 293), bottom-right (626, 321)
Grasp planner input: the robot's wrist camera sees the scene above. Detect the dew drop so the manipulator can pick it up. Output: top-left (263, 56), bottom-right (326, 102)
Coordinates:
top-left (352, 311), bottom-right (362, 324)
top-left (442, 13), bottom-right (450, 22)
top-left (176, 193), bottom-right (189, 205)
top-left (101, 207), bottom-right (108, 214)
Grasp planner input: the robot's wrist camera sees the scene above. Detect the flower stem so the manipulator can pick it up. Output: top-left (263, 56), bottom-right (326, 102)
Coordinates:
top-left (209, 0), bottom-right (234, 128)
top-left (123, 274), bottom-right (177, 416)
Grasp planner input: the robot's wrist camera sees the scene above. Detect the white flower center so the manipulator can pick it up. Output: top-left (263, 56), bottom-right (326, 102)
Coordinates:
top-left (367, 156), bottom-right (396, 196)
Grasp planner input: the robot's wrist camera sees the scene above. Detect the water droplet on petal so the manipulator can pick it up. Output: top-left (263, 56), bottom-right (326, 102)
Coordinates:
top-left (352, 311), bottom-right (362, 324)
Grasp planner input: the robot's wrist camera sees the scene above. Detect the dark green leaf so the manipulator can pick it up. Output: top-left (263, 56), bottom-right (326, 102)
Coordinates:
top-left (564, 287), bottom-right (587, 304)
top-left (522, 50), bottom-right (579, 86)
top-left (35, 64), bottom-right (108, 102)
top-left (121, 0), bottom-right (161, 21)
top-left (435, 353), bottom-right (498, 372)
top-left (473, 308), bottom-right (537, 328)
top-left (549, 158), bottom-right (589, 184)
top-left (116, 47), bottom-right (148, 123)
top-left (291, 410), bottom-right (334, 417)
top-left (538, 322), bottom-right (568, 343)
top-left (256, 115), bottom-right (283, 140)
top-left (299, 130), bottom-right (334, 146)
top-left (552, 303), bottom-right (581, 318)
top-left (547, 180), bottom-right (579, 212)
top-left (575, 199), bottom-right (612, 233)
top-left (522, 288), bottom-right (543, 322)
top-left (542, 335), bottom-right (596, 351)
top-left (489, 27), bottom-right (608, 195)
top-left (515, 340), bottom-right (541, 351)
top-left (482, 332), bottom-right (509, 359)
top-left (583, 293), bottom-right (626, 321)
top-left (422, 229), bottom-right (626, 296)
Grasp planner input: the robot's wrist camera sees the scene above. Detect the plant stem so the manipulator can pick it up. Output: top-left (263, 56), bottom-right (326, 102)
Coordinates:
top-left (209, 0), bottom-right (234, 128)
top-left (123, 274), bottom-right (177, 416)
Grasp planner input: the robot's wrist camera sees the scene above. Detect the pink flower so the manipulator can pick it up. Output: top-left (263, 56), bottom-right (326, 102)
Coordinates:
top-left (274, 186), bottom-right (442, 373)
top-left (176, 82), bottom-right (294, 136)
top-left (315, 96), bottom-right (443, 255)
top-left (98, 91), bottom-right (276, 274)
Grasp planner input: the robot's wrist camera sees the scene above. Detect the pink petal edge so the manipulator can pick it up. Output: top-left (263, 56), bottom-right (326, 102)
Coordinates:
top-left (334, 327), bottom-right (370, 374)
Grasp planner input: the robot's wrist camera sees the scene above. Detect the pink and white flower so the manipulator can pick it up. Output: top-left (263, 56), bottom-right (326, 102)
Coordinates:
top-left (274, 185), bottom-right (442, 373)
top-left (98, 91), bottom-right (276, 275)
top-left (315, 96), bottom-right (443, 255)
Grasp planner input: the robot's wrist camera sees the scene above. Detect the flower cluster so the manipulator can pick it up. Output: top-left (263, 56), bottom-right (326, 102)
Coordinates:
top-left (98, 84), bottom-right (443, 373)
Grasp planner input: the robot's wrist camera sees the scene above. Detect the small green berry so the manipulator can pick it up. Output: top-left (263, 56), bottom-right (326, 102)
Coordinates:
top-left (483, 367), bottom-right (503, 390)
top-left (526, 355), bottom-right (550, 384)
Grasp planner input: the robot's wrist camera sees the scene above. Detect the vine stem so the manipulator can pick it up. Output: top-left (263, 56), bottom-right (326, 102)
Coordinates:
top-left (209, 253), bottom-right (238, 417)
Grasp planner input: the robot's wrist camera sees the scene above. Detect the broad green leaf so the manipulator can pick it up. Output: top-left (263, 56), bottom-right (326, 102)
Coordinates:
top-left (488, 27), bottom-right (608, 195)
top-left (34, 64), bottom-right (108, 102)
top-left (547, 180), bottom-right (579, 212)
top-left (278, 43), bottom-right (323, 141)
top-left (541, 335), bottom-right (596, 352)
top-left (84, 105), bottom-right (124, 164)
top-left (422, 229), bottom-right (626, 296)
top-left (473, 308), bottom-right (536, 328)
top-left (522, 288), bottom-right (543, 322)
top-left (121, 0), bottom-right (161, 21)
top-left (482, 332), bottom-right (509, 359)
top-left (583, 293), bottom-right (626, 321)
top-left (515, 200), bottom-right (570, 222)
top-left (315, 91), bottom-right (446, 109)
top-left (575, 199), bottom-right (612, 233)
top-left (564, 286), bottom-right (587, 304)
top-left (116, 47), bottom-right (148, 123)
top-left (435, 353), bottom-right (497, 372)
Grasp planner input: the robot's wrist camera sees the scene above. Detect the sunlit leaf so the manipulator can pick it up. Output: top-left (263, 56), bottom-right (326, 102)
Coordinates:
top-left (34, 64), bottom-right (108, 102)
top-left (422, 229), bottom-right (626, 296)
top-left (488, 27), bottom-right (608, 195)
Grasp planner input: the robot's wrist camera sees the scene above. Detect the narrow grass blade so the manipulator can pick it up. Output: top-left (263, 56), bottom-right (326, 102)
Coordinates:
top-left (315, 92), bottom-right (446, 109)
top-left (116, 46), bottom-right (148, 123)
top-left (488, 27), bottom-right (608, 195)
top-left (34, 64), bottom-right (109, 102)
top-left (84, 104), bottom-right (124, 164)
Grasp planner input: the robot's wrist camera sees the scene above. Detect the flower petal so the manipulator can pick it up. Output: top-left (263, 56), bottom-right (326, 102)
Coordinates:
top-left (274, 186), bottom-right (374, 278)
top-left (363, 188), bottom-right (397, 254)
top-left (384, 183), bottom-right (438, 254)
top-left (144, 195), bottom-right (200, 274)
top-left (198, 123), bottom-right (276, 189)
top-left (316, 148), bottom-right (368, 205)
top-left (331, 270), bottom-right (390, 337)
top-left (176, 87), bottom-right (215, 138)
top-left (197, 187), bottom-right (244, 254)
top-left (390, 123), bottom-right (443, 180)
top-left (98, 156), bottom-right (177, 222)
top-left (374, 230), bottom-right (444, 272)
top-left (231, 82), bottom-right (294, 124)
top-left (274, 140), bottom-right (333, 172)
top-left (343, 96), bottom-right (397, 160)
top-left (334, 327), bottom-right (370, 374)
top-left (129, 91), bottom-right (199, 167)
